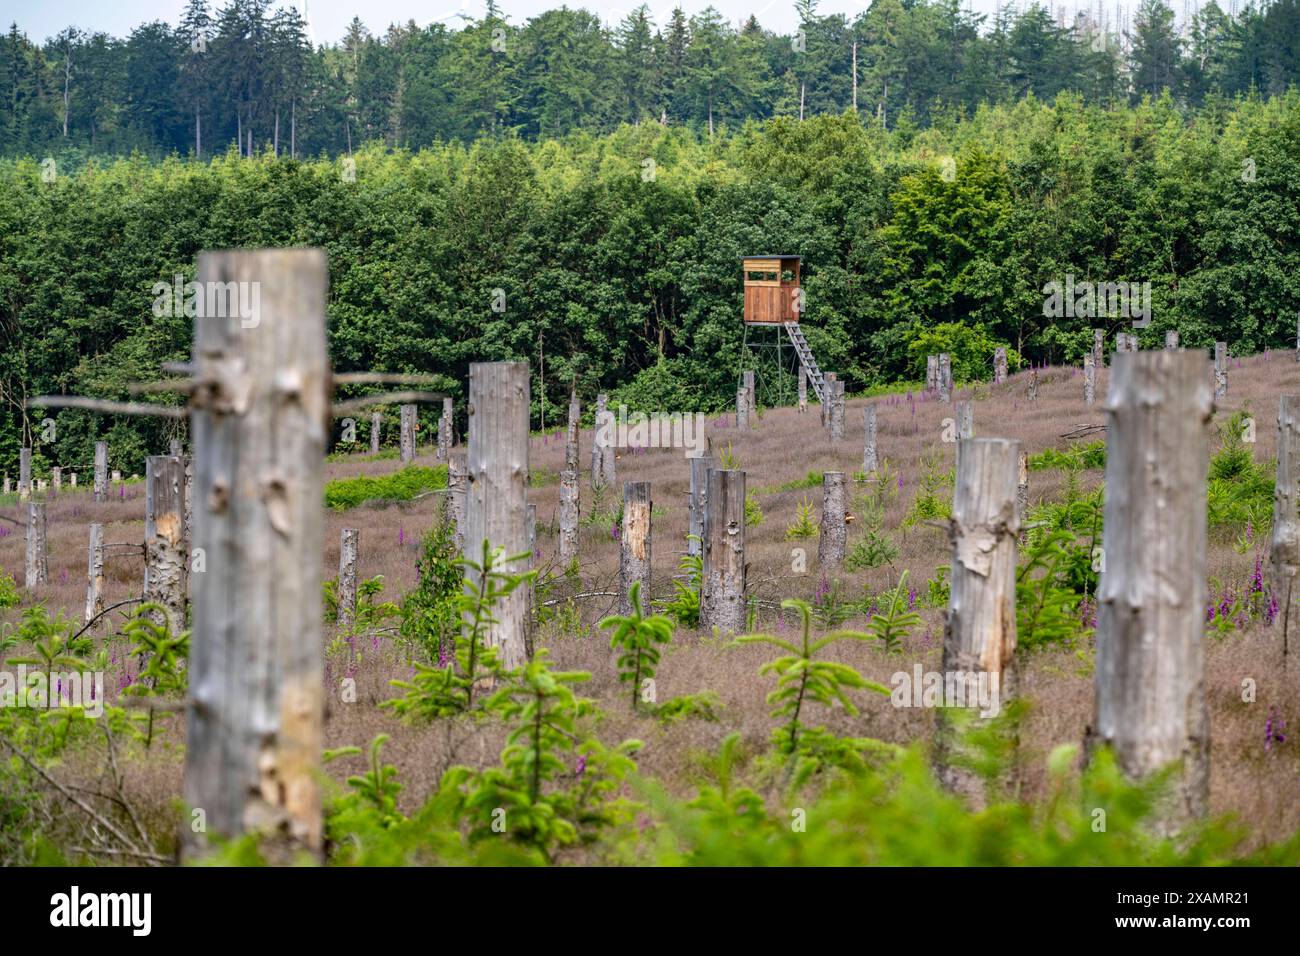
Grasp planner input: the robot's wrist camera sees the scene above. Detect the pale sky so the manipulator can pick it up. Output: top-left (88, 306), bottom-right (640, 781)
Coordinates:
top-left (5, 0), bottom-right (1170, 47)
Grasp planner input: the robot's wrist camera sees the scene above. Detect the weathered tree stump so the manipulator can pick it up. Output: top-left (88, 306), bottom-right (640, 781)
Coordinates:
top-left (400, 403), bottom-right (417, 464)
top-left (736, 387), bottom-right (750, 430)
top-left (338, 528), bottom-right (359, 633)
top-left (619, 481), bottom-right (652, 617)
top-left (18, 447), bottom-right (30, 501)
top-left (1270, 395), bottom-right (1300, 658)
top-left (926, 354), bottom-right (938, 392)
top-left (1214, 342), bottom-right (1227, 399)
top-left (936, 437), bottom-right (1021, 802)
top-left (688, 454), bottom-right (715, 558)
top-left (798, 366), bottom-right (807, 413)
top-left (938, 354), bottom-right (952, 403)
top-left (437, 397), bottom-right (453, 463)
top-left (700, 469), bottom-right (746, 634)
top-left (448, 454), bottom-right (467, 553)
top-left (370, 411), bottom-right (381, 454)
top-left (1088, 350), bottom-right (1211, 835)
top-left (828, 380), bottom-right (845, 440)
top-left (1093, 328), bottom-right (1104, 369)
top-left (863, 404), bottom-right (878, 474)
top-left (559, 467), bottom-right (580, 562)
top-left (94, 441), bottom-right (107, 502)
top-left (25, 501), bottom-right (47, 588)
top-left (464, 361), bottom-right (531, 671)
top-left (565, 391), bottom-right (580, 471)
top-left (85, 522), bottom-right (104, 627)
top-left (819, 471), bottom-right (846, 570)
top-left (184, 248), bottom-right (328, 858)
top-left (144, 455), bottom-right (187, 632)
top-left (956, 400), bottom-right (973, 440)
top-left (1165, 330), bottom-right (1179, 350)
top-left (1084, 352), bottom-right (1096, 404)
top-left (993, 347), bottom-right (1007, 383)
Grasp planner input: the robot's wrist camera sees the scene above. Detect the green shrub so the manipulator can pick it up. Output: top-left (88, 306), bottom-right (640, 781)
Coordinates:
top-left (324, 465), bottom-right (447, 510)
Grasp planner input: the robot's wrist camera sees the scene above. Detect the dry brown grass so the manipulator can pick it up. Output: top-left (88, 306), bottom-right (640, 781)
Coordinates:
top-left (3, 348), bottom-right (1299, 854)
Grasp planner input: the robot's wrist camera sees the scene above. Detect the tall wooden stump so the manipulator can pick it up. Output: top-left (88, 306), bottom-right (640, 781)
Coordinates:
top-left (592, 393), bottom-right (615, 490)
top-left (619, 482), bottom-right (652, 616)
top-left (956, 400), bottom-right (973, 440)
top-left (1088, 350), bottom-right (1211, 834)
top-left (24, 501), bottom-right (47, 588)
top-left (1093, 328), bottom-right (1104, 369)
top-left (743, 370), bottom-right (756, 420)
top-left (448, 455), bottom-right (467, 553)
top-left (51, 467), bottom-right (61, 497)
top-left (1165, 330), bottom-right (1179, 350)
top-left (1270, 395), bottom-right (1300, 658)
top-left (1084, 352), bottom-right (1096, 404)
top-left (936, 438), bottom-right (1021, 802)
top-left (400, 404), bottom-right (417, 464)
top-left (526, 504), bottom-right (538, 660)
top-left (338, 529), bottom-right (359, 633)
top-left (863, 405), bottom-right (878, 475)
top-left (565, 391), bottom-right (580, 471)
top-left (85, 523), bottom-right (104, 627)
top-left (993, 347), bottom-right (1008, 383)
top-left (798, 366), bottom-right (807, 413)
top-left (1016, 450), bottom-right (1029, 528)
top-left (94, 441), bottom-right (107, 502)
top-left (18, 447), bottom-right (30, 501)
top-left (558, 467), bottom-right (580, 562)
top-left (464, 362), bottom-right (531, 671)
top-left (938, 354), bottom-right (952, 403)
top-left (926, 354), bottom-right (938, 391)
top-left (700, 469), bottom-right (745, 634)
top-left (688, 454), bottom-right (714, 558)
top-left (1027, 367), bottom-right (1038, 401)
top-left (1214, 342), bottom-right (1227, 399)
top-left (828, 380), bottom-right (845, 440)
top-left (184, 248), bottom-right (328, 858)
top-left (437, 397), bottom-right (453, 463)
top-left (144, 455), bottom-right (187, 632)
top-left (736, 387), bottom-right (750, 430)
top-left (819, 472), bottom-right (846, 571)
top-left (370, 411), bottom-right (381, 455)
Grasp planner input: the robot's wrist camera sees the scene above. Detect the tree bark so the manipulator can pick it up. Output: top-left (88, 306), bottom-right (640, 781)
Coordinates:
top-left (819, 471), bottom-right (846, 570)
top-left (338, 529), bottom-right (359, 634)
top-left (400, 404), bottom-right (416, 464)
top-left (863, 404), bottom-right (878, 475)
top-left (559, 467), bottom-right (579, 562)
top-left (700, 469), bottom-right (745, 634)
top-left (1088, 350), bottom-right (1212, 835)
top-left (25, 501), bottom-right (47, 588)
top-left (620, 481), bottom-right (652, 616)
top-left (85, 522), bottom-right (104, 627)
top-left (184, 248), bottom-right (328, 859)
top-left (144, 455), bottom-right (186, 633)
top-left (464, 362), bottom-right (531, 671)
top-left (1084, 352), bottom-right (1096, 404)
top-left (1270, 395), bottom-right (1300, 659)
top-left (370, 411), bottom-right (381, 455)
top-left (936, 437), bottom-right (1021, 803)
top-left (94, 441), bottom-right (108, 503)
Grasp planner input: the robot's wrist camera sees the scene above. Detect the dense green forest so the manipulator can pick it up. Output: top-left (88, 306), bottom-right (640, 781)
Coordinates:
top-left (2, 92), bottom-right (1299, 477)
top-left (2, 0), bottom-right (1299, 157)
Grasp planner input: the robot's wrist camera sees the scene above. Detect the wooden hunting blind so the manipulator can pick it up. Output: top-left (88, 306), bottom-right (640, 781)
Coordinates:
top-left (738, 254), bottom-right (826, 407)
top-left (742, 255), bottom-right (801, 324)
